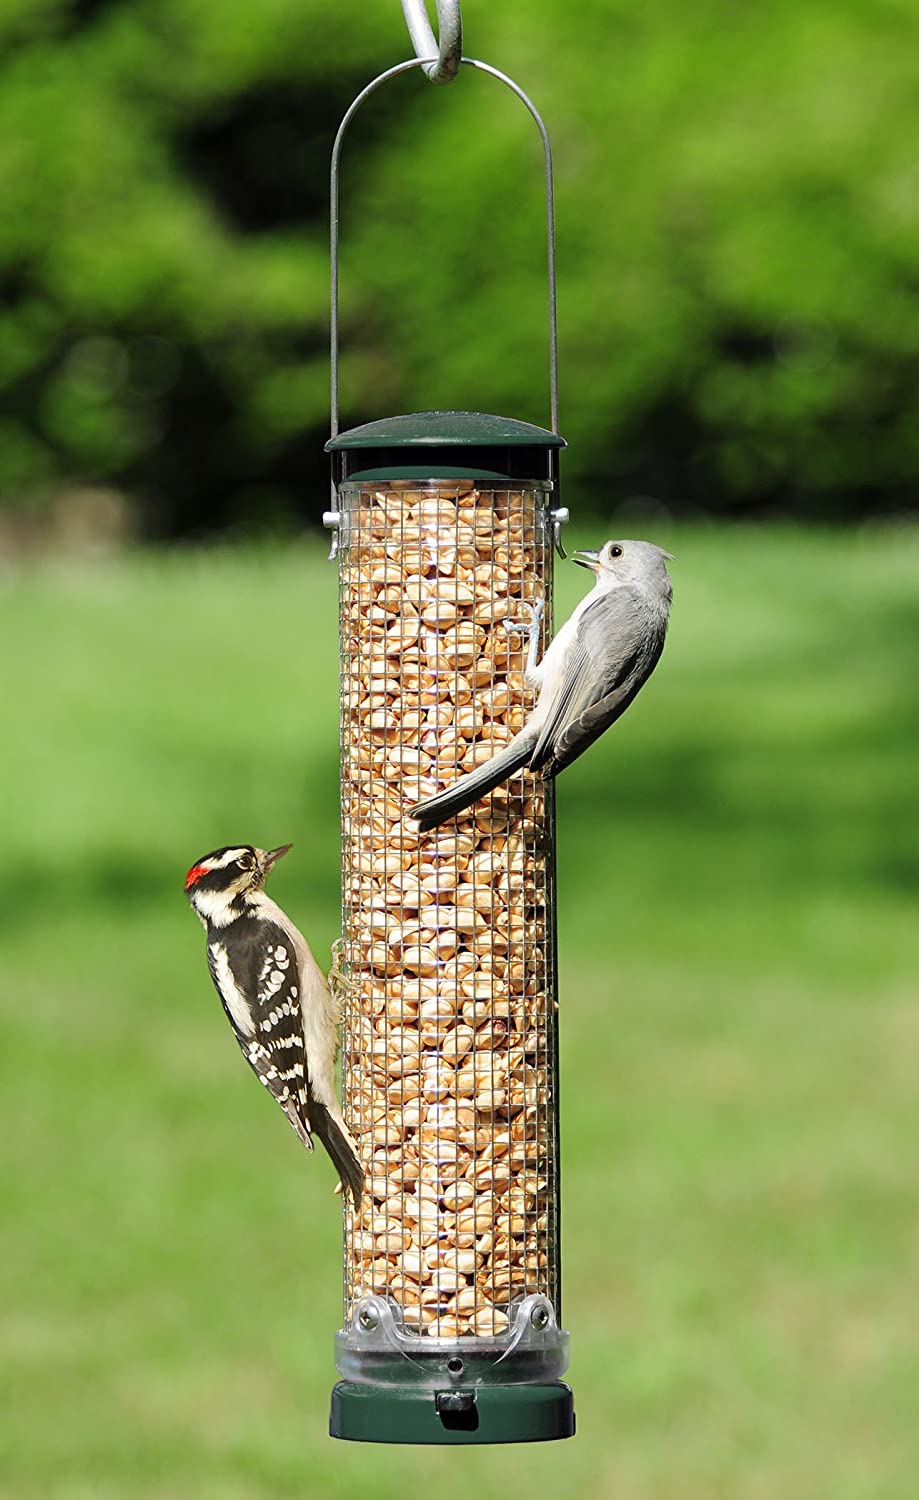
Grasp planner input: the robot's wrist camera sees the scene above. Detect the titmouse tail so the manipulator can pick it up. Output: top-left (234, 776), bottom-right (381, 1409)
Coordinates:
top-left (408, 729), bottom-right (537, 832)
top-left (310, 1098), bottom-right (364, 1206)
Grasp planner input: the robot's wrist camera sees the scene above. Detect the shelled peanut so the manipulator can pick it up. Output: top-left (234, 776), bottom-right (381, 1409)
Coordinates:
top-left (338, 482), bottom-right (557, 1339)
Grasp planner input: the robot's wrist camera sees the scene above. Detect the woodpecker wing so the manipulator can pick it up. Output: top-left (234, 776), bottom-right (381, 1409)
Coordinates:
top-left (226, 894), bottom-right (365, 1204)
top-left (529, 585), bottom-right (667, 776)
top-left (206, 918), bottom-right (314, 1150)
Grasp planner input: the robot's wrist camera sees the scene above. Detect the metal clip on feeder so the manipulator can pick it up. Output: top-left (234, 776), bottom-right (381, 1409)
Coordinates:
top-left (327, 0), bottom-right (574, 1446)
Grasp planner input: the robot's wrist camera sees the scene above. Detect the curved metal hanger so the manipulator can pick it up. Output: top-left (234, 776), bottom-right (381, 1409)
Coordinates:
top-left (330, 53), bottom-right (559, 439)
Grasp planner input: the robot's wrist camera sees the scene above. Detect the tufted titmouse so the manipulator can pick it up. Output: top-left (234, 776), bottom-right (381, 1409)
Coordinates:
top-left (408, 539), bottom-right (673, 832)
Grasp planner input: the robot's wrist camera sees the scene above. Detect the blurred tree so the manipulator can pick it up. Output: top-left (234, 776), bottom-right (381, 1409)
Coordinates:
top-left (1, 0), bottom-right (918, 533)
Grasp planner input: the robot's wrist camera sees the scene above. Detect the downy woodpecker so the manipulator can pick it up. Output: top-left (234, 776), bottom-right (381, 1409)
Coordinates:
top-left (408, 539), bottom-right (674, 831)
top-left (184, 843), bottom-right (364, 1205)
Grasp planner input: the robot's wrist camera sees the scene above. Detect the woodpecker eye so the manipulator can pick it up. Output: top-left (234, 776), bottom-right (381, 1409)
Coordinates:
top-left (238, 854), bottom-right (255, 871)
top-left (609, 545), bottom-right (623, 559)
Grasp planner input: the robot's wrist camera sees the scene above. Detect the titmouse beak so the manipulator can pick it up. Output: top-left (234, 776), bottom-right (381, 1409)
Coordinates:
top-left (260, 843), bottom-right (293, 873)
top-left (572, 549), bottom-right (601, 573)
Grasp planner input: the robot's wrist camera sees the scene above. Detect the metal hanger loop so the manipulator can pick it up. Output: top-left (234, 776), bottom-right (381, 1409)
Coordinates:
top-left (330, 56), bottom-right (559, 440)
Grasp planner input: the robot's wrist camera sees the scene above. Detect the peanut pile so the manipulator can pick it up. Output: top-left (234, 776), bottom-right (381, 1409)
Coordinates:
top-left (338, 481), bottom-right (558, 1339)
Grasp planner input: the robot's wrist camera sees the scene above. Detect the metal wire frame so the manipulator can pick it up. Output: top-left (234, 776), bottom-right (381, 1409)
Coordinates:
top-left (337, 481), bottom-right (559, 1340)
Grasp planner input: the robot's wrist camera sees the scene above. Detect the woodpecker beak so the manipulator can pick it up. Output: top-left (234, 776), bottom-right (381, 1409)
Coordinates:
top-left (260, 844), bottom-right (293, 873)
top-left (572, 549), bottom-right (601, 573)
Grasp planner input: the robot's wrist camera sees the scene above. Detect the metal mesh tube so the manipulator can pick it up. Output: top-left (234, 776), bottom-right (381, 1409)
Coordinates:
top-left (338, 479), bottom-right (559, 1345)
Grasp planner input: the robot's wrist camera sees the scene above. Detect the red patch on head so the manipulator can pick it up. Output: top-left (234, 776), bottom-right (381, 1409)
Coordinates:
top-left (184, 862), bottom-right (209, 891)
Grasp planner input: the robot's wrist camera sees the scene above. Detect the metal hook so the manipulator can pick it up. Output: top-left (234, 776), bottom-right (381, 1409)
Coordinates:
top-left (323, 508), bottom-right (341, 560)
top-left (400, 0), bottom-right (462, 83)
top-left (550, 507), bottom-right (569, 559)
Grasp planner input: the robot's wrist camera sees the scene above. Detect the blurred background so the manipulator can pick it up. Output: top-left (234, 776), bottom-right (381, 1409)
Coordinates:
top-left (2, 2), bottom-right (918, 1497)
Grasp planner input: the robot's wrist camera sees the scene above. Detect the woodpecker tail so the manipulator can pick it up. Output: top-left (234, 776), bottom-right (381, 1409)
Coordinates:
top-left (310, 1098), bottom-right (364, 1206)
top-left (407, 729), bottom-right (537, 832)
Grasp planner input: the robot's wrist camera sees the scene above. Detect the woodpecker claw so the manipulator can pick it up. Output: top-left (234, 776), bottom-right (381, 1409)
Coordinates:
top-left (327, 938), bottom-right (352, 1014)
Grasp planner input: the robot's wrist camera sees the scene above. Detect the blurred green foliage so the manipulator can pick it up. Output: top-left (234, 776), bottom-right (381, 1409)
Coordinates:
top-left (2, 0), bottom-right (919, 531)
top-left (2, 526), bottom-right (919, 1496)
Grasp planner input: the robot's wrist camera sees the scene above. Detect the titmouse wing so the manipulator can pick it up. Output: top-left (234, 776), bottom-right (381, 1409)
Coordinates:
top-left (529, 585), bottom-right (666, 775)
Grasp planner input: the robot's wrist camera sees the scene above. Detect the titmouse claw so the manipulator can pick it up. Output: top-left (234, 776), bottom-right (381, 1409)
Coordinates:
top-left (501, 597), bottom-right (544, 636)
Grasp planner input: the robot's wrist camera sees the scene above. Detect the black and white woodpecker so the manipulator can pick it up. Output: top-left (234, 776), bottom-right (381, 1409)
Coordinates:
top-left (184, 843), bottom-right (364, 1205)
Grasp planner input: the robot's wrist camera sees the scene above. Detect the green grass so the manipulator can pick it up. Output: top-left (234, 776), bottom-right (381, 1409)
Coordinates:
top-left (1, 524), bottom-right (918, 1499)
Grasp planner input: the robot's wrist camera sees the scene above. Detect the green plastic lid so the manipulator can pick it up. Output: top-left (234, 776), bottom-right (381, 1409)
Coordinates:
top-left (326, 411), bottom-right (566, 452)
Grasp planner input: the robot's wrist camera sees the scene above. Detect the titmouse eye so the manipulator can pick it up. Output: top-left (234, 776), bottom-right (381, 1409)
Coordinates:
top-left (608, 544), bottom-right (623, 559)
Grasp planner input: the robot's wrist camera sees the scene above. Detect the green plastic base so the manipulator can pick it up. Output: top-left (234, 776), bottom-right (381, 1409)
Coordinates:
top-left (329, 1381), bottom-right (575, 1446)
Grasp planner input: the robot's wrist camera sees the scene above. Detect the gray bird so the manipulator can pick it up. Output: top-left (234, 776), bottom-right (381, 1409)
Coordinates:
top-left (408, 539), bottom-right (673, 832)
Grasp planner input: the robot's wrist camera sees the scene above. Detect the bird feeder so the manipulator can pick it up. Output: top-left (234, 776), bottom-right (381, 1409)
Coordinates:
top-left (325, 4), bottom-right (574, 1446)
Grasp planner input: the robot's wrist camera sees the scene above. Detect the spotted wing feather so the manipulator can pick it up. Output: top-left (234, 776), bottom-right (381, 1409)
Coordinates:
top-left (206, 918), bottom-right (313, 1150)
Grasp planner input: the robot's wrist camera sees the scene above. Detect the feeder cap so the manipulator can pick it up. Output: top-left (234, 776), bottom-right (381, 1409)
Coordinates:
top-left (325, 410), bottom-right (566, 452)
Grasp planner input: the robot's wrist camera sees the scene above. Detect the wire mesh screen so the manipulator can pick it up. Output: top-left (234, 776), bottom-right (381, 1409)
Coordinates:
top-left (338, 479), bottom-right (559, 1341)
